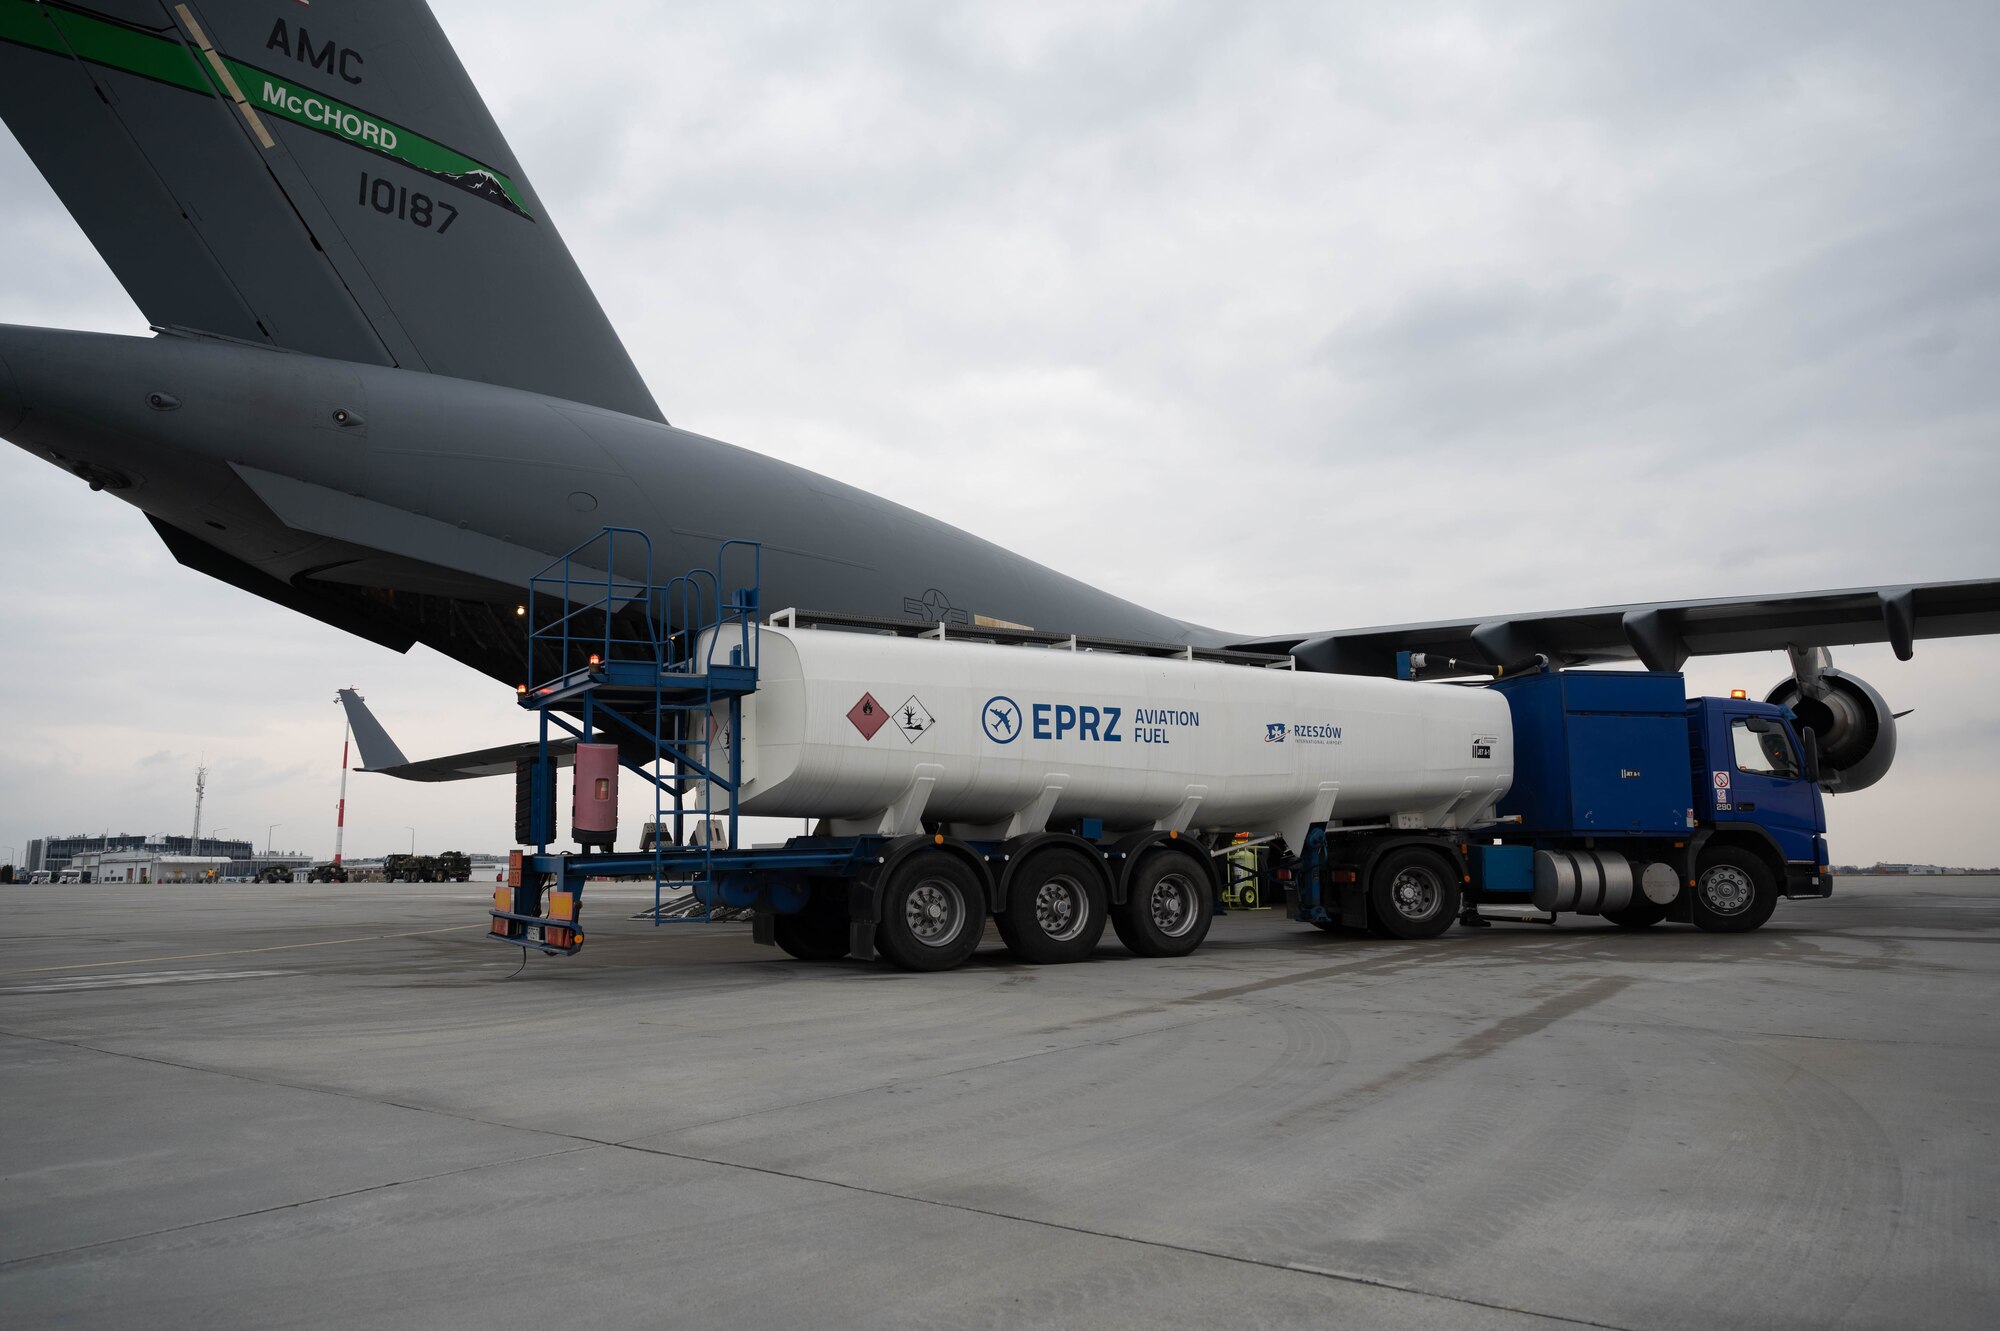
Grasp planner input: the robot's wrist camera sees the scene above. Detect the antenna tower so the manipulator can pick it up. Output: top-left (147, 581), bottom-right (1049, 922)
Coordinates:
top-left (190, 760), bottom-right (208, 855)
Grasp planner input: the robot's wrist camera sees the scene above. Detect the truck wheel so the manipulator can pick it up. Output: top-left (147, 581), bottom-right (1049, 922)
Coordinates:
top-left (1367, 848), bottom-right (1460, 940)
top-left (1692, 847), bottom-right (1778, 933)
top-left (875, 851), bottom-right (986, 971)
top-left (1604, 896), bottom-right (1671, 929)
top-left (1111, 847), bottom-right (1214, 958)
top-left (997, 848), bottom-right (1107, 964)
top-left (774, 885), bottom-right (852, 962)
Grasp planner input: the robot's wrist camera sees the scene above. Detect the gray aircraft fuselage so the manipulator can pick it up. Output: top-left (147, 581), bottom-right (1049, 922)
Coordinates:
top-left (0, 323), bottom-right (1212, 682)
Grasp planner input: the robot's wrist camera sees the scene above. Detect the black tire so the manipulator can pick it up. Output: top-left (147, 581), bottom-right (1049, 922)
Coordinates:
top-left (774, 881), bottom-right (852, 961)
top-left (875, 851), bottom-right (986, 971)
top-left (1110, 847), bottom-right (1214, 958)
top-left (1604, 895), bottom-right (1671, 929)
top-left (996, 848), bottom-right (1107, 964)
top-left (1691, 846), bottom-right (1779, 933)
top-left (1367, 847), bottom-right (1460, 940)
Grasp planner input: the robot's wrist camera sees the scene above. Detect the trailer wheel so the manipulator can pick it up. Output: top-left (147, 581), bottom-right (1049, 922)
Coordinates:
top-left (1691, 847), bottom-right (1778, 933)
top-left (876, 851), bottom-right (986, 971)
top-left (1111, 847), bottom-right (1214, 958)
top-left (1368, 848), bottom-right (1460, 940)
top-left (997, 848), bottom-right (1107, 964)
top-left (774, 882), bottom-right (852, 962)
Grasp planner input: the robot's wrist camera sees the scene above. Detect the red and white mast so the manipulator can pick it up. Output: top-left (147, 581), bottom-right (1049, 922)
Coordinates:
top-left (332, 691), bottom-right (354, 866)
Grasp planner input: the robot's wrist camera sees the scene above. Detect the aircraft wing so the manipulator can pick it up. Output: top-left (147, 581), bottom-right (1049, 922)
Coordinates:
top-left (1231, 579), bottom-right (2000, 677)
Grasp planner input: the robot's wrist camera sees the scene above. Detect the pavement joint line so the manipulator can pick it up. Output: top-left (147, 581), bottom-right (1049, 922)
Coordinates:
top-left (0, 924), bottom-right (486, 976)
top-left (601, 1137), bottom-right (1637, 1331)
top-left (0, 1144), bottom-right (600, 1271)
top-left (0, 1027), bottom-right (606, 1151)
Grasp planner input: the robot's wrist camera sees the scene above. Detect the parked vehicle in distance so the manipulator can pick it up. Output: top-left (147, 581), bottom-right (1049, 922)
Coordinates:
top-left (256, 865), bottom-right (294, 884)
top-left (383, 853), bottom-right (431, 882)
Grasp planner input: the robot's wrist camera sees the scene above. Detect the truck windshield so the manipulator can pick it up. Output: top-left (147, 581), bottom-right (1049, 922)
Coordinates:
top-left (1732, 718), bottom-right (1800, 779)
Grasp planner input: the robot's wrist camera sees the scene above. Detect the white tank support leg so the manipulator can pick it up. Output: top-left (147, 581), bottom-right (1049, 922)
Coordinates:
top-left (1433, 777), bottom-right (1504, 830)
top-left (1277, 782), bottom-right (1340, 852)
top-left (1004, 776), bottom-right (1069, 838)
top-left (874, 763), bottom-right (944, 838)
top-left (1154, 785), bottom-right (1209, 835)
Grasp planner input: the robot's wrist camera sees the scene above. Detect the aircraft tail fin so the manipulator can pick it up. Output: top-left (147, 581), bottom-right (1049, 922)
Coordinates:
top-left (336, 687), bottom-right (586, 782)
top-left (0, 0), bottom-right (663, 421)
top-left (336, 688), bottom-right (408, 772)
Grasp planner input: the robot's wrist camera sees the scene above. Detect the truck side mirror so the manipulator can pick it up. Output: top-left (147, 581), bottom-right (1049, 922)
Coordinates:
top-left (1800, 726), bottom-right (1822, 784)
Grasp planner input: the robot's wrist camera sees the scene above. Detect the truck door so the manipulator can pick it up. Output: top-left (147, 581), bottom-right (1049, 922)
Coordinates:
top-left (1718, 712), bottom-right (1822, 861)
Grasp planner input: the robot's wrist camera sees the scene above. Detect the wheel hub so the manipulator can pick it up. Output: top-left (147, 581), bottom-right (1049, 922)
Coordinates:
top-left (1389, 868), bottom-right (1440, 919)
top-left (1034, 876), bottom-right (1086, 942)
top-left (1701, 866), bottom-right (1754, 915)
top-left (1150, 874), bottom-right (1197, 937)
top-left (906, 879), bottom-right (965, 946)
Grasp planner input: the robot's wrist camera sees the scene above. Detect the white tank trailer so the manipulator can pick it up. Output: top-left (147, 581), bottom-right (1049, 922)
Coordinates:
top-left (702, 624), bottom-right (1515, 850)
top-left (499, 618), bottom-right (1829, 969)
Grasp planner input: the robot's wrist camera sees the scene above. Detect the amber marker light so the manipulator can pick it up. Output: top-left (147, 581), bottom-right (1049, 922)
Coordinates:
top-left (1730, 689), bottom-right (1748, 699)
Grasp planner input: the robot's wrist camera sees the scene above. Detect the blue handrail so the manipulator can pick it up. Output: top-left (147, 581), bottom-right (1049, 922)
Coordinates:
top-left (519, 531), bottom-right (762, 927)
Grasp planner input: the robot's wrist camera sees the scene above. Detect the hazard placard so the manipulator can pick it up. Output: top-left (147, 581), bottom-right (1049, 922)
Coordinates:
top-left (847, 692), bottom-right (888, 740)
top-left (892, 695), bottom-right (934, 743)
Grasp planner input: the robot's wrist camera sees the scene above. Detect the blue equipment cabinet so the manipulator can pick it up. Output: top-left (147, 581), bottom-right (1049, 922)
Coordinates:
top-left (1489, 671), bottom-right (1692, 837)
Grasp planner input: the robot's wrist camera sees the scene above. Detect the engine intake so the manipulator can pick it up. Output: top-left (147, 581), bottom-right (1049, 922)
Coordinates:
top-left (1765, 654), bottom-right (1897, 793)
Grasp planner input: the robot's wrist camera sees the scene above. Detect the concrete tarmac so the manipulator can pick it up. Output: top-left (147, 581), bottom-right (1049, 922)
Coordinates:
top-left (2, 876), bottom-right (1995, 1329)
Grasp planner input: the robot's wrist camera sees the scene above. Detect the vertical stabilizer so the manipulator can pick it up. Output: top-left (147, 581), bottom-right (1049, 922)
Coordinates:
top-left (0, 0), bottom-right (664, 421)
top-left (336, 687), bottom-right (408, 771)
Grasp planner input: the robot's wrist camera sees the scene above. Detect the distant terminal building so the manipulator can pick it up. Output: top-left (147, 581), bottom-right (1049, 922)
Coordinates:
top-left (29, 833), bottom-right (260, 876)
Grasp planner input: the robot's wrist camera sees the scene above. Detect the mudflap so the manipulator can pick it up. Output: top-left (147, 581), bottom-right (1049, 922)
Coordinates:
top-left (847, 878), bottom-right (879, 962)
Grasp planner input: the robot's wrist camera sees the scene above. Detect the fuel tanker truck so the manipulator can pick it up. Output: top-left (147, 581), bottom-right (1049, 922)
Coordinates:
top-left (493, 609), bottom-right (1832, 972)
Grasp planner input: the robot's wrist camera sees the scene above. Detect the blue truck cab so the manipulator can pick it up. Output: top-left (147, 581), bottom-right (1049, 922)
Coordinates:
top-left (1467, 668), bottom-right (1831, 931)
top-left (1685, 694), bottom-right (1830, 893)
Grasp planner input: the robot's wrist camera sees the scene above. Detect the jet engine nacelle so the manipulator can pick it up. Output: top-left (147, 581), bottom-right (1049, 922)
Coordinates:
top-left (1765, 650), bottom-right (1897, 793)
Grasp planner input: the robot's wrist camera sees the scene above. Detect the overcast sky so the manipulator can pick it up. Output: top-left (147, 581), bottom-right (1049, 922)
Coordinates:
top-left (2, 0), bottom-right (1997, 870)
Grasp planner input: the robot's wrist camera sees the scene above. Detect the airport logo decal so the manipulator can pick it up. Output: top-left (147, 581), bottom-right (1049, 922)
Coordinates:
top-left (1269, 720), bottom-right (1342, 745)
top-left (893, 696), bottom-right (934, 743)
top-left (982, 696), bottom-right (1022, 744)
top-left (848, 692), bottom-right (888, 740)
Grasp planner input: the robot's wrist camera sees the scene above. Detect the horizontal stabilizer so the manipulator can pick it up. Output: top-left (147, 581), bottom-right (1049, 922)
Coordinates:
top-left (232, 463), bottom-right (616, 603)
